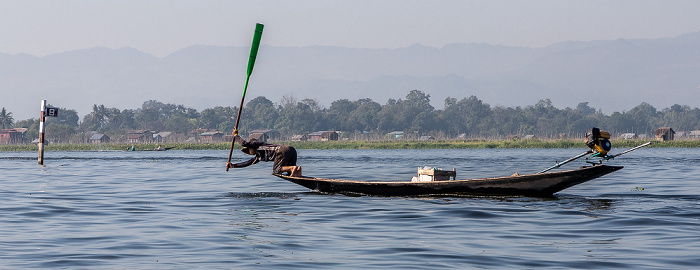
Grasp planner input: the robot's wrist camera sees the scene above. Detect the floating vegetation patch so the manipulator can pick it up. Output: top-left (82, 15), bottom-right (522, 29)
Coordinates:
top-left (0, 139), bottom-right (697, 152)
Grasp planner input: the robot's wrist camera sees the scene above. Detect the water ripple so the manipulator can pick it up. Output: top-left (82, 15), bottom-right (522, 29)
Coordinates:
top-left (1, 148), bottom-right (698, 269)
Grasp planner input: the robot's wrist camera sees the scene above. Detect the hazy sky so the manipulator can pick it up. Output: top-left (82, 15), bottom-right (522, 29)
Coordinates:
top-left (3, 0), bottom-right (700, 57)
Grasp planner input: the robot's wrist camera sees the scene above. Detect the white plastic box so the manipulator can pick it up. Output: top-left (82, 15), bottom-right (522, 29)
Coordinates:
top-left (411, 167), bottom-right (456, 182)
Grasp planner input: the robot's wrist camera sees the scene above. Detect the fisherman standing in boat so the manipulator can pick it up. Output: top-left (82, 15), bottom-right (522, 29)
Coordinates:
top-left (226, 129), bottom-right (302, 177)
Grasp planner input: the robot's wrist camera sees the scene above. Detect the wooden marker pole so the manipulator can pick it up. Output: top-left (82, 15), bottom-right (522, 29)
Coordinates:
top-left (38, 99), bottom-right (46, 165)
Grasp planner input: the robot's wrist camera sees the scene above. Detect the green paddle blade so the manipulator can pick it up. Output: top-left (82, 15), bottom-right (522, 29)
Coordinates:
top-left (247, 23), bottom-right (264, 77)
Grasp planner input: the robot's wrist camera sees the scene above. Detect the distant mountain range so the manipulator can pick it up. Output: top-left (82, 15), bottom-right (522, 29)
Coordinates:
top-left (2, 31), bottom-right (700, 120)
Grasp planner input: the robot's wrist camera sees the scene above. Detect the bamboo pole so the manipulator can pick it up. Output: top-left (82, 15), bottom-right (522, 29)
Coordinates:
top-left (38, 99), bottom-right (46, 165)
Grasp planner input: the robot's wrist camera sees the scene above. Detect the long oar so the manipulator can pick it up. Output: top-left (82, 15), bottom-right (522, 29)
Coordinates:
top-left (227, 23), bottom-right (264, 171)
top-left (538, 150), bottom-right (593, 174)
top-left (605, 141), bottom-right (651, 160)
top-left (538, 141), bottom-right (652, 174)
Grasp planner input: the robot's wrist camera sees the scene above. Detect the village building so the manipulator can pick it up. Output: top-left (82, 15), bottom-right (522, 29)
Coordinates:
top-left (291, 134), bottom-right (308, 141)
top-left (419, 135), bottom-right (435, 141)
top-left (31, 139), bottom-right (49, 145)
top-left (308, 131), bottom-right (339, 141)
top-left (201, 131), bottom-right (224, 142)
top-left (248, 133), bottom-right (266, 142)
top-left (153, 133), bottom-right (162, 143)
top-left (126, 130), bottom-right (153, 143)
top-left (153, 132), bottom-right (173, 143)
top-left (688, 130), bottom-right (700, 139)
top-left (223, 134), bottom-right (233, 143)
top-left (675, 131), bottom-right (687, 139)
top-left (654, 127), bottom-right (675, 141)
top-left (0, 128), bottom-right (26, 144)
top-left (88, 134), bottom-right (110, 144)
top-left (386, 131), bottom-right (404, 140)
top-left (249, 129), bottom-right (281, 142)
top-left (620, 133), bottom-right (636, 140)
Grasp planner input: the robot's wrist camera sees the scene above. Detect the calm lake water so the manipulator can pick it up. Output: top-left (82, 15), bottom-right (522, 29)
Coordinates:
top-left (1, 148), bottom-right (699, 269)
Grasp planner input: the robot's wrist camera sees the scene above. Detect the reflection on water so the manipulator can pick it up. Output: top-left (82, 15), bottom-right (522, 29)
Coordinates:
top-left (226, 192), bottom-right (302, 199)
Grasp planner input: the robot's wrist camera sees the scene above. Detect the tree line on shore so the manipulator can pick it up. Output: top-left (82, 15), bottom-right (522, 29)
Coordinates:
top-left (2, 90), bottom-right (700, 143)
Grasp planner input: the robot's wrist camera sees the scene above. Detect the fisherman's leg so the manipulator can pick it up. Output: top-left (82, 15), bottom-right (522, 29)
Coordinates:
top-left (285, 146), bottom-right (301, 176)
top-left (281, 165), bottom-right (302, 177)
top-left (280, 165), bottom-right (297, 176)
top-left (275, 145), bottom-right (300, 176)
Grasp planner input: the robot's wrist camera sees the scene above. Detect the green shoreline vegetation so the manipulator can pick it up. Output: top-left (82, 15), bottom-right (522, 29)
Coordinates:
top-left (1, 139), bottom-right (697, 152)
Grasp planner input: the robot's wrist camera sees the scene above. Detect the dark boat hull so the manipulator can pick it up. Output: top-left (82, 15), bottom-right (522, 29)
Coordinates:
top-left (273, 165), bottom-right (623, 196)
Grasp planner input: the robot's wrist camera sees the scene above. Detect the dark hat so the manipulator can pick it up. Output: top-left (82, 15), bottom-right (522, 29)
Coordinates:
top-left (240, 138), bottom-right (258, 155)
top-left (241, 147), bottom-right (256, 155)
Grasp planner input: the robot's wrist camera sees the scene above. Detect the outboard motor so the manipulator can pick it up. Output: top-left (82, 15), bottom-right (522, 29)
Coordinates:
top-left (585, 128), bottom-right (612, 156)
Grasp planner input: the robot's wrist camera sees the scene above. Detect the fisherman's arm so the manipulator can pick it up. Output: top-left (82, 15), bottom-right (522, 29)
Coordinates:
top-left (233, 134), bottom-right (264, 147)
top-left (227, 157), bottom-right (258, 169)
top-left (234, 134), bottom-right (246, 145)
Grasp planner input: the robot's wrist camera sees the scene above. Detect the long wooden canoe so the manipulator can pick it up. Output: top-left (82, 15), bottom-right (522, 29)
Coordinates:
top-left (273, 165), bottom-right (623, 196)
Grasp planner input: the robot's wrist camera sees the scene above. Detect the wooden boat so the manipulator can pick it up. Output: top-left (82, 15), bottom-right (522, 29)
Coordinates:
top-left (273, 164), bottom-right (623, 196)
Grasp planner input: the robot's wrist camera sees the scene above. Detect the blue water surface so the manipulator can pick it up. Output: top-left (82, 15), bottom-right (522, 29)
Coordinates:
top-left (1, 148), bottom-right (698, 269)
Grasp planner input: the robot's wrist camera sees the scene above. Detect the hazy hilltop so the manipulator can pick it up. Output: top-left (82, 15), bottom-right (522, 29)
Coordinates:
top-left (2, 32), bottom-right (700, 120)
